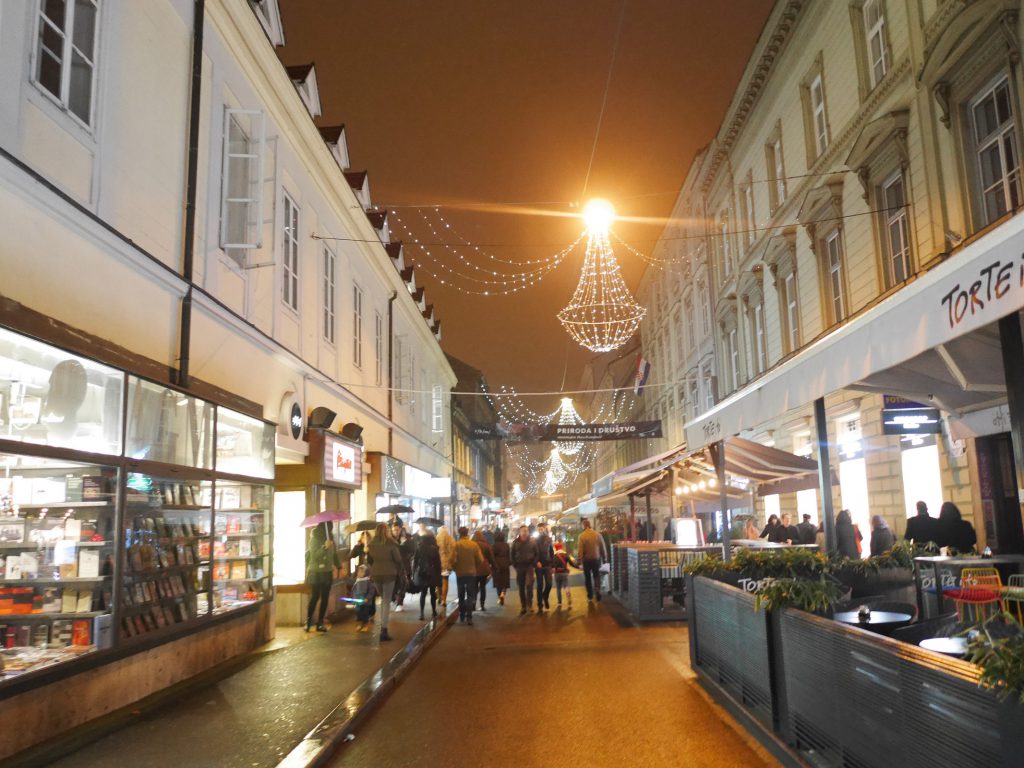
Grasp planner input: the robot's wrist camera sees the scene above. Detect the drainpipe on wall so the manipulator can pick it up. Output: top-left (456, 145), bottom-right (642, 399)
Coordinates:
top-left (387, 290), bottom-right (397, 456)
top-left (177, 0), bottom-right (205, 388)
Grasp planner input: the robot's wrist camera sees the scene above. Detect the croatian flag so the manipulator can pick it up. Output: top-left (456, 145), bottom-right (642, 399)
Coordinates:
top-left (634, 354), bottom-right (651, 396)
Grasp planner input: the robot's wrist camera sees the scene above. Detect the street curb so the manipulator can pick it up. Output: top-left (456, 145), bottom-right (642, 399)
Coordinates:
top-left (275, 601), bottom-right (460, 768)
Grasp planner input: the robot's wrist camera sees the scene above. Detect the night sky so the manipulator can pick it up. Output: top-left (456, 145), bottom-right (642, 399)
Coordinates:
top-left (278, 0), bottom-right (774, 409)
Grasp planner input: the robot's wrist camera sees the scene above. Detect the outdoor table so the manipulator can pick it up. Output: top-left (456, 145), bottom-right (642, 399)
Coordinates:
top-left (834, 610), bottom-right (913, 633)
top-left (918, 636), bottom-right (969, 656)
top-left (914, 555), bottom-right (1024, 617)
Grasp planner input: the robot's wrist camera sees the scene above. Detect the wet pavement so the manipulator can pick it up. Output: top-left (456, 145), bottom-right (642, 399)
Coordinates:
top-left (16, 592), bottom-right (449, 768)
top-left (330, 584), bottom-right (779, 768)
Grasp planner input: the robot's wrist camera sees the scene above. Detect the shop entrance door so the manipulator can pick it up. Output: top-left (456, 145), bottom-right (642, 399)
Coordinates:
top-left (976, 433), bottom-right (1024, 554)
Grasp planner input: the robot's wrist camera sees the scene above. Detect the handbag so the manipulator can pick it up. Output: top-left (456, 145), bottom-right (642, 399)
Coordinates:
top-left (599, 562), bottom-right (611, 574)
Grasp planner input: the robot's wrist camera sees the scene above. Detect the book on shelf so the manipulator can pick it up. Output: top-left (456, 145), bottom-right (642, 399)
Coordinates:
top-left (223, 586), bottom-right (238, 601)
top-left (62, 590), bottom-right (78, 613)
top-left (71, 618), bottom-right (91, 645)
top-left (59, 562), bottom-right (78, 579)
top-left (31, 623), bottom-right (48, 646)
top-left (5, 556), bottom-right (22, 580)
top-left (41, 587), bottom-right (61, 613)
top-left (64, 519), bottom-right (82, 540)
top-left (238, 539), bottom-right (252, 557)
top-left (76, 591), bottom-right (93, 613)
top-left (52, 619), bottom-right (73, 645)
top-left (19, 551), bottom-right (38, 579)
top-left (230, 561), bottom-right (246, 580)
top-left (213, 563), bottom-right (229, 581)
top-left (78, 549), bottom-right (100, 579)
top-left (0, 522), bottom-right (24, 543)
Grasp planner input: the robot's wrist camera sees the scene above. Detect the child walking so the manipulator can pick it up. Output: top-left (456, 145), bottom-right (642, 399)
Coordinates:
top-left (351, 565), bottom-right (377, 632)
top-left (552, 541), bottom-right (578, 608)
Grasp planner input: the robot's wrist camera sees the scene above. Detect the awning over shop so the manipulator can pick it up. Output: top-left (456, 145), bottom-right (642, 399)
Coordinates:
top-left (685, 212), bottom-right (1024, 450)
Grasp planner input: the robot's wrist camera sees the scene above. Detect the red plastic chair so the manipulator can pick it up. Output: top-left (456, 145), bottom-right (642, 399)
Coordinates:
top-left (943, 568), bottom-right (1003, 624)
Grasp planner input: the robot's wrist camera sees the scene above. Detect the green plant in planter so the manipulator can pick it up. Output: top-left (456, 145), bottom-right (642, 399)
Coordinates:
top-left (844, 540), bottom-right (936, 576)
top-left (682, 553), bottom-right (732, 578)
top-left (732, 546), bottom-right (830, 580)
top-left (966, 613), bottom-right (1024, 704)
top-left (754, 576), bottom-right (844, 614)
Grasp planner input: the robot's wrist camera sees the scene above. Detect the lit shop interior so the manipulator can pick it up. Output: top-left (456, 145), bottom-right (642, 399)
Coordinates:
top-left (366, 452), bottom-right (452, 527)
top-left (0, 327), bottom-right (275, 687)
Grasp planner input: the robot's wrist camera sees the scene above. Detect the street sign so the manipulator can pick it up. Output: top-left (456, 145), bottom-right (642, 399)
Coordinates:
top-left (881, 407), bottom-right (942, 435)
top-left (469, 421), bottom-right (663, 441)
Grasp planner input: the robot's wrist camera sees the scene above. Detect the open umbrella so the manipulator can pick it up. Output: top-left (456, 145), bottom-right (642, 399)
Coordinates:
top-left (299, 511), bottom-right (349, 528)
top-left (343, 520), bottom-right (379, 535)
top-left (377, 504), bottom-right (415, 518)
top-left (415, 516), bottom-right (444, 527)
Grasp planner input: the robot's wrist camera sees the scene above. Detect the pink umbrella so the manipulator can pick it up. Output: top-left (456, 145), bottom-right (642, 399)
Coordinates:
top-left (299, 511), bottom-right (350, 528)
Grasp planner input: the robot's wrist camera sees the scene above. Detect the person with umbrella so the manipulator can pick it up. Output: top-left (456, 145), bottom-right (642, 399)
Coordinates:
top-left (391, 522), bottom-right (415, 611)
top-left (412, 527), bottom-right (442, 620)
top-left (305, 523), bottom-right (340, 632)
top-left (367, 523), bottom-right (404, 641)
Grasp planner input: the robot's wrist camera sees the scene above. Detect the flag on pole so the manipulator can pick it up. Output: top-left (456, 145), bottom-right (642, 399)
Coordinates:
top-left (634, 354), bottom-right (651, 396)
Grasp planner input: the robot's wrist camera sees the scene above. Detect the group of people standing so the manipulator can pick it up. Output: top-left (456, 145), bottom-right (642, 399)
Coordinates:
top-left (752, 499), bottom-right (977, 560)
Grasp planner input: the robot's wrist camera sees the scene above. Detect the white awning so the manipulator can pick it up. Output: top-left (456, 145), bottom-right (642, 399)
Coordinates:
top-left (686, 212), bottom-right (1024, 450)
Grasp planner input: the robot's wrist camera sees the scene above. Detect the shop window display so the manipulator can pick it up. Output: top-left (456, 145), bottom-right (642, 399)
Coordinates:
top-left (120, 475), bottom-right (212, 640)
top-left (0, 455), bottom-right (116, 680)
top-left (212, 481), bottom-right (271, 613)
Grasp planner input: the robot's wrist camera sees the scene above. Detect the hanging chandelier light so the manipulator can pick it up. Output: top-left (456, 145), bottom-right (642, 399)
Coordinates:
top-left (558, 199), bottom-right (646, 353)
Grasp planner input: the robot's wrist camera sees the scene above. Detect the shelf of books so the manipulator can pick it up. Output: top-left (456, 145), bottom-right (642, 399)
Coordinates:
top-left (120, 476), bottom-right (211, 641)
top-left (0, 456), bottom-right (116, 682)
top-left (212, 482), bottom-right (271, 615)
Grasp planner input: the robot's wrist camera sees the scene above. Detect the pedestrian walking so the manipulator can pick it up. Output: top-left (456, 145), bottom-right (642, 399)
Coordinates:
top-left (511, 524), bottom-right (540, 614)
top-left (305, 523), bottom-right (340, 632)
top-left (796, 514), bottom-right (817, 545)
top-left (351, 564), bottom-right (377, 632)
top-left (491, 529), bottom-right (511, 605)
top-left (436, 525), bottom-right (456, 604)
top-left (904, 500), bottom-right (939, 547)
top-left (577, 519), bottom-right (607, 603)
top-left (367, 522), bottom-right (404, 642)
top-left (472, 529), bottom-right (496, 611)
top-left (412, 528), bottom-right (442, 620)
top-left (552, 541), bottom-right (578, 608)
top-left (869, 515), bottom-right (895, 556)
top-left (391, 523), bottom-right (415, 612)
top-left (453, 526), bottom-right (484, 624)
top-left (534, 522), bottom-right (555, 611)
top-left (835, 509), bottom-right (861, 559)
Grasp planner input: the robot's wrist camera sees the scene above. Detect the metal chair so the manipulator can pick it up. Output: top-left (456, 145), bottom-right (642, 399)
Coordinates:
top-left (1002, 573), bottom-right (1024, 624)
top-left (943, 567), bottom-right (1003, 624)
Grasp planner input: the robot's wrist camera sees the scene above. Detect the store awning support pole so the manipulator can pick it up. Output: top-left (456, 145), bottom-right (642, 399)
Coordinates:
top-left (629, 494), bottom-right (637, 541)
top-left (711, 440), bottom-right (731, 562)
top-left (998, 312), bottom-right (1024, 546)
top-left (645, 490), bottom-right (653, 542)
top-left (815, 397), bottom-right (837, 553)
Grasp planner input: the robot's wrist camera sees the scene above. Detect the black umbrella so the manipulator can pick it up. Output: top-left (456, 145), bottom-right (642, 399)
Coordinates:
top-left (415, 516), bottom-right (444, 527)
top-left (377, 504), bottom-right (415, 518)
top-left (344, 520), bottom-right (379, 535)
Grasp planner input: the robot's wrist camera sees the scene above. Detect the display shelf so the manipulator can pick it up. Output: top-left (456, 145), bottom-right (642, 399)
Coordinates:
top-left (15, 501), bottom-right (112, 509)
top-left (122, 595), bottom-right (195, 613)
top-left (1, 577), bottom-right (110, 586)
top-left (213, 575), bottom-right (270, 582)
top-left (220, 532), bottom-right (263, 539)
top-left (0, 540), bottom-right (112, 550)
top-left (124, 564), bottom-right (201, 577)
top-left (155, 504), bottom-right (209, 511)
top-left (211, 556), bottom-right (265, 562)
top-left (215, 508), bottom-right (264, 513)
top-left (0, 611), bottom-right (104, 621)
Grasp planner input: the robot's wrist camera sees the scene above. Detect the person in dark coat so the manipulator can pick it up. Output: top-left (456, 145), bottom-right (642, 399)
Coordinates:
top-left (904, 500), bottom-right (939, 546)
top-left (759, 514), bottom-right (785, 543)
top-left (534, 522), bottom-right (556, 611)
top-left (511, 525), bottom-right (540, 614)
top-left (349, 531), bottom-right (371, 569)
top-left (937, 501), bottom-right (977, 554)
top-left (391, 523), bottom-right (415, 612)
top-left (835, 509), bottom-right (861, 559)
top-left (490, 529), bottom-right (511, 605)
top-left (305, 523), bottom-right (340, 632)
top-left (780, 513), bottom-right (800, 545)
top-left (869, 515), bottom-right (895, 556)
top-left (472, 529), bottom-right (497, 610)
top-left (411, 530), bottom-right (442, 620)
top-left (796, 514), bottom-right (817, 545)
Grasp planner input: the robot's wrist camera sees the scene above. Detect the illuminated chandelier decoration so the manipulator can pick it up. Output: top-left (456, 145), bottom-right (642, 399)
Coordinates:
top-left (557, 199), bottom-right (646, 353)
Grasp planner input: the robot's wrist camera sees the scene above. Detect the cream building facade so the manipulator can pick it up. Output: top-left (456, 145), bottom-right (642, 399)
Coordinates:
top-left (640, 0), bottom-right (1024, 548)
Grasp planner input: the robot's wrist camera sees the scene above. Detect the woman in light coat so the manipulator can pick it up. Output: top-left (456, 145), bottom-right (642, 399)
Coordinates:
top-left (436, 525), bottom-right (456, 604)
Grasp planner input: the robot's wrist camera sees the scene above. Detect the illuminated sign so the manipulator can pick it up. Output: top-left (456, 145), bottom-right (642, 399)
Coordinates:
top-left (882, 407), bottom-right (942, 435)
top-left (321, 434), bottom-right (362, 489)
top-left (290, 403), bottom-right (303, 440)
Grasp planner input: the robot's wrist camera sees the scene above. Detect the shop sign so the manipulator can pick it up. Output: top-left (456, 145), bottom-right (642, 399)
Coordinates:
top-left (403, 465), bottom-right (432, 499)
top-left (322, 433), bottom-right (362, 489)
top-left (882, 395), bottom-right (929, 410)
top-left (882, 407), bottom-right (942, 435)
top-left (592, 475), bottom-right (613, 498)
top-left (381, 455), bottom-right (405, 495)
